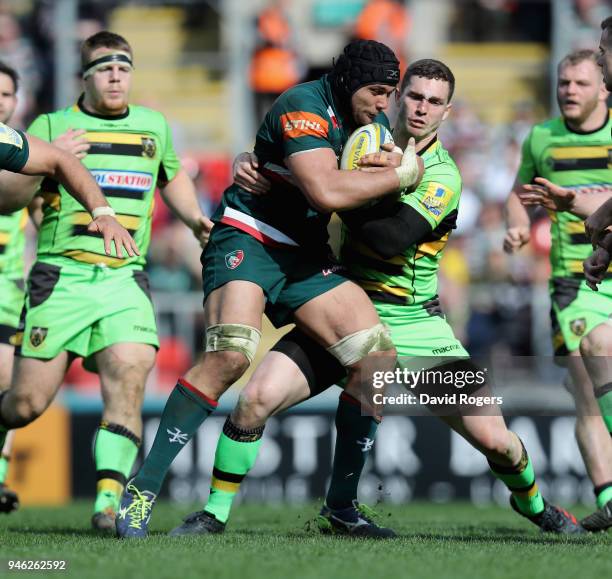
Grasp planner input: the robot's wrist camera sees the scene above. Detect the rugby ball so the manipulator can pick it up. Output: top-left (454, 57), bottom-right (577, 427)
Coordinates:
top-left (340, 122), bottom-right (394, 170)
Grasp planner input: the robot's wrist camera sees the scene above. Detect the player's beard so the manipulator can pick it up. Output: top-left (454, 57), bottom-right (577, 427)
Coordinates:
top-left (100, 93), bottom-right (128, 115)
top-left (559, 91), bottom-right (599, 125)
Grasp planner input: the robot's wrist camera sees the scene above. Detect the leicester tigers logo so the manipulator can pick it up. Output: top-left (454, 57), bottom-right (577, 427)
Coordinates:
top-left (225, 250), bottom-right (244, 270)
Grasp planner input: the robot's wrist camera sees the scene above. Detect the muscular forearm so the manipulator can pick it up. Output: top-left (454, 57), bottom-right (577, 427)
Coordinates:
top-left (303, 167), bottom-right (402, 213)
top-left (505, 190), bottom-right (530, 228)
top-left (53, 152), bottom-right (109, 213)
top-left (568, 191), bottom-right (612, 219)
top-left (159, 170), bottom-right (202, 229)
top-left (588, 195), bottom-right (612, 223)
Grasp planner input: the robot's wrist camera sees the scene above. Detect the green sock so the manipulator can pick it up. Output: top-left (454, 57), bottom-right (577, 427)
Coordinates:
top-left (134, 379), bottom-right (217, 494)
top-left (488, 438), bottom-right (544, 516)
top-left (594, 482), bottom-right (612, 509)
top-left (595, 383), bottom-right (612, 434)
top-left (0, 455), bottom-right (9, 484)
top-left (93, 422), bottom-right (141, 513)
top-left (326, 392), bottom-right (379, 510)
top-left (204, 418), bottom-right (264, 524)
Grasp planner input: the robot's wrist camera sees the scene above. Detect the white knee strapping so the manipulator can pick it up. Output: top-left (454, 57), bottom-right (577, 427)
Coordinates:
top-left (205, 323), bottom-right (261, 364)
top-left (326, 323), bottom-right (394, 367)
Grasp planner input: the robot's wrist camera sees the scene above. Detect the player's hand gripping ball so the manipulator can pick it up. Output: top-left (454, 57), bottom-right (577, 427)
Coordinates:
top-left (340, 122), bottom-right (395, 171)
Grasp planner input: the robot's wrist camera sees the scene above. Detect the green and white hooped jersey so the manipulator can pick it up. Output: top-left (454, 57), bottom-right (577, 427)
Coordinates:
top-left (341, 138), bottom-right (461, 307)
top-left (518, 112), bottom-right (612, 279)
top-left (27, 98), bottom-right (180, 269)
top-left (0, 209), bottom-right (27, 281)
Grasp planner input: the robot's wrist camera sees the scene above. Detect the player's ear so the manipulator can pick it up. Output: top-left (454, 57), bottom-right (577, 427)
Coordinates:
top-left (442, 103), bottom-right (452, 121)
top-left (598, 80), bottom-right (609, 102)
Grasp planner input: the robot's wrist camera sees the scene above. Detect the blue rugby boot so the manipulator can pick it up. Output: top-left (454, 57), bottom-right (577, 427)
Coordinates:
top-left (115, 481), bottom-right (156, 539)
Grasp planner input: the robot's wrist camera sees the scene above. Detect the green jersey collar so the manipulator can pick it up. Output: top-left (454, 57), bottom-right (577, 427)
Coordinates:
top-left (76, 94), bottom-right (130, 120)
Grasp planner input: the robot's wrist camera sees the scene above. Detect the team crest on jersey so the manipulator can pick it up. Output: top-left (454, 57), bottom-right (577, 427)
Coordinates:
top-left (29, 327), bottom-right (48, 348)
top-left (225, 250), bottom-right (244, 270)
top-left (421, 184), bottom-right (452, 218)
top-left (141, 137), bottom-right (156, 158)
top-left (570, 318), bottom-right (586, 336)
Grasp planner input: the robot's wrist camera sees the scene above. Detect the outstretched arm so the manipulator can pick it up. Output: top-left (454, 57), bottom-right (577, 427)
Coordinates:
top-left (518, 177), bottom-right (612, 219)
top-left (0, 128), bottom-right (92, 212)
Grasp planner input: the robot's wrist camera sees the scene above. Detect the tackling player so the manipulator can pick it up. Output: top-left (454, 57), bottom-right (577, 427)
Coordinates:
top-left (158, 60), bottom-right (582, 538)
top-left (117, 40), bottom-right (424, 538)
top-left (0, 31), bottom-right (212, 532)
top-left (504, 49), bottom-right (612, 532)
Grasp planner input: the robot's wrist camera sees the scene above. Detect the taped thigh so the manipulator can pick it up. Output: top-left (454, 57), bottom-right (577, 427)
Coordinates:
top-left (326, 323), bottom-right (394, 367)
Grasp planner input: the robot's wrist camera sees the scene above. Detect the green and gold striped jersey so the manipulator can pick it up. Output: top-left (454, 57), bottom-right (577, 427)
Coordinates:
top-left (27, 98), bottom-right (180, 269)
top-left (518, 112), bottom-right (612, 279)
top-left (341, 138), bottom-right (461, 307)
top-left (0, 208), bottom-right (27, 281)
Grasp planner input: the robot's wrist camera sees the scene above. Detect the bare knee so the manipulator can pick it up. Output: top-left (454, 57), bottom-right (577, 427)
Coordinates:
top-left (580, 325), bottom-right (612, 358)
top-left (233, 380), bottom-right (275, 428)
top-left (9, 391), bottom-right (48, 427)
top-left (205, 350), bottom-right (251, 384)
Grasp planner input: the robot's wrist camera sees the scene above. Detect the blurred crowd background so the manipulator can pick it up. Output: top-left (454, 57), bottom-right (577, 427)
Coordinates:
top-left (1, 0), bottom-right (610, 393)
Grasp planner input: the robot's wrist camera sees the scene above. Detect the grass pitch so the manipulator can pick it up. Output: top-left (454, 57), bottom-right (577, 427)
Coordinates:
top-left (0, 501), bottom-right (609, 579)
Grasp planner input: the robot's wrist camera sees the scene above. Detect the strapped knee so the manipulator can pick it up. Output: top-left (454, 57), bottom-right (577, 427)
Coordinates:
top-left (205, 323), bottom-right (261, 364)
top-left (326, 323), bottom-right (394, 367)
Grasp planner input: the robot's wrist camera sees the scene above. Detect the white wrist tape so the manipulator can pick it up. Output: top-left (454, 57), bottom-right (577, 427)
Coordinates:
top-left (394, 139), bottom-right (420, 190)
top-left (92, 206), bottom-right (116, 219)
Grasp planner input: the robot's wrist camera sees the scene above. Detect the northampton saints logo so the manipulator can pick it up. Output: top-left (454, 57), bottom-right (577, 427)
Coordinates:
top-left (570, 318), bottom-right (586, 336)
top-left (30, 327), bottom-right (48, 348)
top-left (225, 250), bottom-right (244, 270)
top-left (141, 137), bottom-right (156, 158)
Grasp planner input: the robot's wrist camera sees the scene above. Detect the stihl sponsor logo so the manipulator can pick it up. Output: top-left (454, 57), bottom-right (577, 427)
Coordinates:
top-left (280, 112), bottom-right (329, 139)
top-left (91, 170), bottom-right (153, 191)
